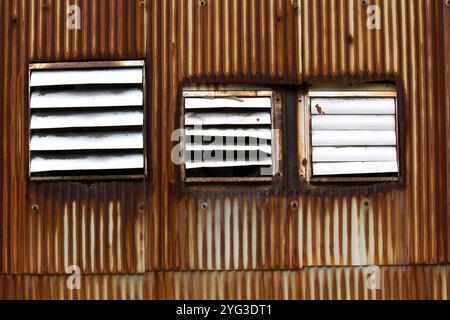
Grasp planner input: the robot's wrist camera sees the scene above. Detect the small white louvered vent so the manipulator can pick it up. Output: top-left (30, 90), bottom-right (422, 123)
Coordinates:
top-left (29, 61), bottom-right (145, 180)
top-left (182, 91), bottom-right (275, 182)
top-left (309, 87), bottom-right (399, 179)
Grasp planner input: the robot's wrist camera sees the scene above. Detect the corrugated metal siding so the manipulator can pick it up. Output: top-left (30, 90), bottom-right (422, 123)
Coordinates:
top-left (0, 267), bottom-right (449, 300)
top-left (149, 190), bottom-right (408, 269)
top-left (0, 0), bottom-right (147, 274)
top-left (146, 0), bottom-right (449, 270)
top-left (0, 0), bottom-right (449, 298)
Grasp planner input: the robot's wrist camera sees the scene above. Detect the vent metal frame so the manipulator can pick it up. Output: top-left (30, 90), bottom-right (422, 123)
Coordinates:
top-left (28, 60), bottom-right (147, 181)
top-left (181, 89), bottom-right (282, 184)
top-left (302, 84), bottom-right (401, 183)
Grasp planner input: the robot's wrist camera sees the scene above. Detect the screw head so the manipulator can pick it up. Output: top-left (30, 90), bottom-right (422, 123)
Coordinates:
top-left (348, 35), bottom-right (354, 44)
top-left (290, 201), bottom-right (299, 210)
top-left (361, 0), bottom-right (368, 6)
top-left (138, 202), bottom-right (144, 210)
top-left (32, 204), bottom-right (39, 212)
top-left (199, 0), bottom-right (206, 7)
top-left (201, 202), bottom-right (208, 210)
top-left (446, 0), bottom-right (450, 6)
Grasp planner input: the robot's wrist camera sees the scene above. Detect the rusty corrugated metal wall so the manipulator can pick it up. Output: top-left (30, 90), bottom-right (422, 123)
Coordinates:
top-left (1, 0), bottom-right (449, 299)
top-left (1, 0), bottom-right (147, 275)
top-left (1, 266), bottom-right (449, 300)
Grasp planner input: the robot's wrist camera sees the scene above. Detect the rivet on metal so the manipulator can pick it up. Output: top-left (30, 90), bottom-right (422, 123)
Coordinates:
top-left (301, 158), bottom-right (308, 167)
top-left (290, 0), bottom-right (300, 10)
top-left (348, 35), bottom-right (354, 44)
top-left (290, 201), bottom-right (299, 210)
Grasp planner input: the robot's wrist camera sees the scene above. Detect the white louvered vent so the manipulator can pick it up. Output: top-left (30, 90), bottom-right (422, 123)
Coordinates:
top-left (309, 87), bottom-right (399, 179)
top-left (29, 61), bottom-right (145, 179)
top-left (183, 91), bottom-right (275, 182)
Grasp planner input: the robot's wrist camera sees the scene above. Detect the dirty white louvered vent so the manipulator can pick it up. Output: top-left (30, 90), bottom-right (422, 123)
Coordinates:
top-left (29, 61), bottom-right (145, 180)
top-left (309, 87), bottom-right (399, 180)
top-left (183, 91), bottom-right (275, 182)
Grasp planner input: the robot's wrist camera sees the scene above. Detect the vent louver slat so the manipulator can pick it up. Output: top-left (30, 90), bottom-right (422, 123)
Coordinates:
top-left (185, 143), bottom-right (272, 154)
top-left (312, 130), bottom-right (397, 146)
top-left (30, 68), bottom-right (143, 87)
top-left (30, 109), bottom-right (143, 129)
top-left (30, 131), bottom-right (143, 151)
top-left (183, 94), bottom-right (274, 181)
top-left (311, 115), bottom-right (395, 130)
top-left (312, 147), bottom-right (397, 162)
top-left (30, 88), bottom-right (143, 109)
top-left (185, 127), bottom-right (272, 140)
top-left (310, 97), bottom-right (396, 114)
top-left (185, 111), bottom-right (271, 125)
top-left (185, 97), bottom-right (271, 109)
top-left (31, 153), bottom-right (144, 173)
top-left (313, 161), bottom-right (399, 176)
top-left (29, 63), bottom-right (145, 179)
top-left (185, 159), bottom-right (272, 169)
top-left (310, 94), bottom-right (399, 177)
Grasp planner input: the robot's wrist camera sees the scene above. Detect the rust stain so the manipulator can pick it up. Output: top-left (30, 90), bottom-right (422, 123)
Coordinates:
top-left (315, 104), bottom-right (325, 115)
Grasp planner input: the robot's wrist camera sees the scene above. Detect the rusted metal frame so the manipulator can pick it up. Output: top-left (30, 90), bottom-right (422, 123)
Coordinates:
top-left (180, 88), bottom-right (282, 185)
top-left (304, 88), bottom-right (312, 183)
top-left (309, 177), bottom-right (400, 183)
top-left (27, 60), bottom-right (147, 182)
top-left (293, 73), bottom-right (409, 192)
top-left (309, 91), bottom-right (397, 97)
top-left (180, 90), bottom-right (187, 184)
top-left (395, 80), bottom-right (407, 189)
top-left (141, 59), bottom-right (151, 253)
top-left (29, 60), bottom-right (145, 70)
top-left (142, 59), bottom-right (149, 183)
top-left (303, 86), bottom-right (402, 183)
top-left (305, 83), bottom-right (399, 92)
top-left (27, 65), bottom-right (33, 182)
top-left (184, 177), bottom-right (273, 184)
top-left (281, 87), bottom-right (300, 191)
top-left (272, 90), bottom-right (284, 189)
top-left (29, 175), bottom-right (145, 182)
top-left (182, 89), bottom-right (273, 97)
top-left (297, 89), bottom-right (306, 182)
